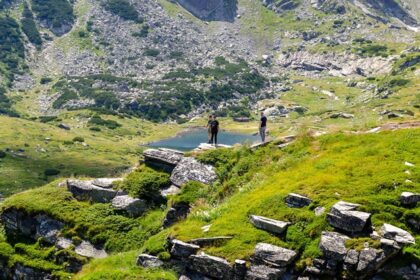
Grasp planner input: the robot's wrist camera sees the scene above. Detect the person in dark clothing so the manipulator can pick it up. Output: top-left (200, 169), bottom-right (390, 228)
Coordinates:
top-left (210, 115), bottom-right (219, 146)
top-left (206, 115), bottom-right (213, 144)
top-left (259, 112), bottom-right (267, 143)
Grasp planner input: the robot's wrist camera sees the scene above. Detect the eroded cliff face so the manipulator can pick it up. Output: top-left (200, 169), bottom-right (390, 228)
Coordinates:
top-left (172, 0), bottom-right (237, 21)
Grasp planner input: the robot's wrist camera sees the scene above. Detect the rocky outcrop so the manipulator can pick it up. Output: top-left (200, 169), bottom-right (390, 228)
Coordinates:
top-left (285, 193), bottom-right (312, 208)
top-left (143, 148), bottom-right (184, 172)
top-left (163, 202), bottom-right (190, 228)
top-left (170, 239), bottom-right (200, 259)
top-left (380, 223), bottom-right (415, 245)
top-left (250, 215), bottom-right (290, 235)
top-left (327, 201), bottom-right (372, 235)
top-left (319, 231), bottom-right (350, 261)
top-left (400, 192), bottom-right (420, 207)
top-left (111, 195), bottom-right (147, 217)
top-left (35, 215), bottom-right (64, 244)
top-left (67, 180), bottom-right (118, 203)
top-left (311, 0), bottom-right (346, 14)
top-left (245, 264), bottom-right (286, 279)
top-left (253, 243), bottom-right (297, 267)
top-left (170, 157), bottom-right (217, 187)
top-left (262, 0), bottom-right (300, 14)
top-left (136, 254), bottom-right (164, 268)
top-left (92, 178), bottom-right (122, 188)
top-left (189, 253), bottom-right (234, 280)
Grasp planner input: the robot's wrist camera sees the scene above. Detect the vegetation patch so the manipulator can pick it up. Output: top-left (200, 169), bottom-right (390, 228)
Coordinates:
top-left (103, 0), bottom-right (142, 22)
top-left (21, 3), bottom-right (42, 47)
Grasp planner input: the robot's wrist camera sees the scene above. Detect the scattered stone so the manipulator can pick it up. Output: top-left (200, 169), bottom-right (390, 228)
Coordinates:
top-left (249, 215), bottom-right (290, 235)
top-left (399, 192), bottom-right (420, 207)
top-left (327, 201), bottom-right (372, 234)
top-left (319, 231), bottom-right (349, 261)
top-left (92, 178), bottom-right (122, 188)
top-left (189, 253), bottom-right (233, 280)
top-left (380, 223), bottom-right (415, 245)
top-left (170, 157), bottom-right (217, 187)
top-left (161, 185), bottom-right (181, 197)
top-left (75, 241), bottom-right (107, 258)
top-left (189, 236), bottom-right (233, 247)
top-left (58, 123), bottom-right (71, 130)
top-left (67, 180), bottom-right (118, 203)
top-left (285, 193), bottom-right (312, 208)
top-left (253, 243), bottom-right (297, 267)
top-left (136, 254), bottom-right (164, 268)
top-left (245, 264), bottom-right (285, 280)
top-left (314, 206), bottom-right (325, 216)
top-left (170, 239), bottom-right (200, 259)
top-left (111, 195), bottom-right (147, 217)
top-left (143, 148), bottom-right (184, 172)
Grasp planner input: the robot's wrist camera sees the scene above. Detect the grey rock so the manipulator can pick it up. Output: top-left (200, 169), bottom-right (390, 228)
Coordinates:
top-left (344, 249), bottom-right (359, 266)
top-left (356, 248), bottom-right (387, 274)
top-left (136, 254), bottom-right (164, 268)
top-left (92, 178), bottom-right (122, 188)
top-left (400, 192), bottom-right (420, 207)
top-left (161, 185), bottom-right (181, 197)
top-left (170, 157), bottom-right (217, 187)
top-left (14, 263), bottom-right (52, 280)
top-left (233, 259), bottom-right (247, 280)
top-left (35, 215), bottom-right (64, 244)
top-left (189, 253), bottom-right (233, 280)
top-left (144, 148), bottom-right (184, 172)
top-left (163, 202), bottom-right (190, 228)
top-left (170, 239), bottom-right (200, 258)
top-left (330, 112), bottom-right (354, 119)
top-left (58, 123), bottom-right (71, 130)
top-left (249, 215), bottom-right (290, 235)
top-left (245, 265), bottom-right (286, 280)
top-left (285, 193), bottom-right (312, 208)
top-left (327, 201), bottom-right (372, 234)
top-left (314, 206), bottom-right (325, 216)
top-left (67, 180), bottom-right (118, 203)
top-left (75, 241), bottom-right (107, 259)
top-left (380, 223), bottom-right (415, 245)
top-left (111, 195), bottom-right (147, 217)
top-left (319, 231), bottom-right (349, 261)
top-left (253, 243), bottom-right (297, 267)
top-left (56, 237), bottom-right (73, 250)
top-left (189, 236), bottom-right (233, 247)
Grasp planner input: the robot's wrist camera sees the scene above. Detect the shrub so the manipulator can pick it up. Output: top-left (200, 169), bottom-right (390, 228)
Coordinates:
top-left (103, 0), bottom-right (141, 22)
top-left (31, 0), bottom-right (74, 32)
top-left (0, 150), bottom-right (6, 158)
top-left (44, 168), bottom-right (60, 176)
top-left (88, 115), bottom-right (121, 129)
top-left (143, 48), bottom-right (160, 57)
top-left (120, 168), bottom-right (170, 202)
top-left (40, 77), bottom-right (52, 84)
top-left (89, 127), bottom-right (101, 132)
top-left (132, 24), bottom-right (149, 38)
top-left (72, 136), bottom-right (84, 142)
top-left (21, 3), bottom-right (42, 46)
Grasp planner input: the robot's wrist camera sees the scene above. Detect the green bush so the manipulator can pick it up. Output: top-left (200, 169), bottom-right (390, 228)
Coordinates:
top-left (31, 0), bottom-right (74, 32)
top-left (21, 3), bottom-right (42, 46)
top-left (88, 115), bottom-right (121, 129)
top-left (120, 167), bottom-right (170, 202)
top-left (40, 77), bottom-right (52, 84)
top-left (172, 181), bottom-right (208, 204)
top-left (44, 168), bottom-right (60, 176)
top-left (89, 127), bottom-right (101, 132)
top-left (143, 48), bottom-right (160, 57)
top-left (72, 137), bottom-right (84, 142)
top-left (103, 0), bottom-right (141, 22)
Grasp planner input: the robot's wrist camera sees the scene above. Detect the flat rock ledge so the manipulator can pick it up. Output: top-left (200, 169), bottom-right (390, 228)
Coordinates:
top-left (189, 253), bottom-right (234, 280)
top-left (327, 201), bottom-right (372, 234)
top-left (285, 193), bottom-right (312, 208)
top-left (250, 215), bottom-right (290, 235)
top-left (380, 223), bottom-right (415, 245)
top-left (170, 157), bottom-right (218, 187)
top-left (253, 243), bottom-right (298, 268)
top-left (143, 148), bottom-right (184, 172)
top-left (170, 239), bottom-right (200, 259)
top-left (67, 179), bottom-right (118, 203)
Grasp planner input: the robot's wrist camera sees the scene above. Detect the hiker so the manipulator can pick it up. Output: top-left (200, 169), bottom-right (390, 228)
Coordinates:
top-left (259, 111), bottom-right (267, 143)
top-left (206, 115), bottom-right (213, 144)
top-left (210, 115), bottom-right (219, 146)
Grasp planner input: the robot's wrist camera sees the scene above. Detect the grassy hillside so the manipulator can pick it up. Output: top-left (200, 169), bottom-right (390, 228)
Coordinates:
top-left (0, 128), bottom-right (418, 278)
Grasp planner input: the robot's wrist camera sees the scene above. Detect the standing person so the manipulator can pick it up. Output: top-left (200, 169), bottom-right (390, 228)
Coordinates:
top-left (210, 115), bottom-right (219, 146)
top-left (259, 112), bottom-right (267, 143)
top-left (206, 115), bottom-right (213, 144)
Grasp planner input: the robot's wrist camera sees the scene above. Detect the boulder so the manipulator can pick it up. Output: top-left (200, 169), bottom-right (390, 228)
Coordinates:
top-left (160, 185), bottom-right (181, 197)
top-left (245, 265), bottom-right (286, 280)
top-left (111, 195), bottom-right (147, 217)
top-left (170, 157), bottom-right (217, 187)
top-left (189, 253), bottom-right (233, 280)
top-left (92, 178), bottom-right (122, 188)
top-left (400, 192), bottom-right (420, 207)
top-left (356, 248), bottom-right (387, 274)
top-left (319, 231), bottom-right (349, 261)
top-left (136, 254), bottom-right (164, 268)
top-left (380, 223), bottom-right (415, 245)
top-left (67, 180), bottom-right (118, 203)
top-left (249, 215), bottom-right (290, 235)
top-left (170, 239), bottom-right (200, 259)
top-left (285, 193), bottom-right (312, 208)
top-left (75, 241), bottom-right (107, 259)
top-left (253, 243), bottom-right (297, 267)
top-left (327, 201), bottom-right (372, 234)
top-left (189, 236), bottom-right (233, 247)
top-left (143, 148), bottom-right (184, 172)
top-left (35, 215), bottom-right (64, 244)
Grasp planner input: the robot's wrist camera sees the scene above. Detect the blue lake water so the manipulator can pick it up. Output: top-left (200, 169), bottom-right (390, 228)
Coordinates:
top-left (148, 128), bottom-right (260, 151)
